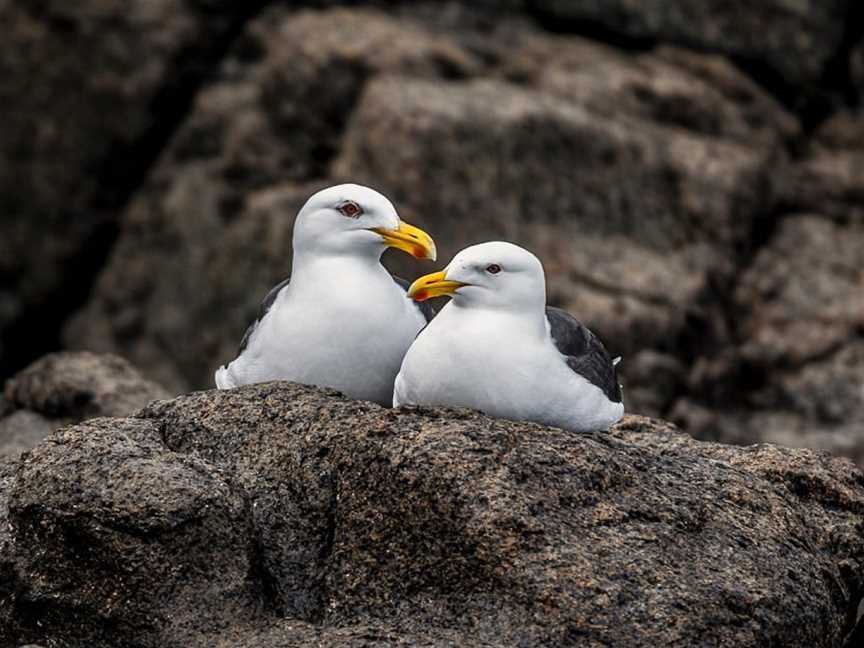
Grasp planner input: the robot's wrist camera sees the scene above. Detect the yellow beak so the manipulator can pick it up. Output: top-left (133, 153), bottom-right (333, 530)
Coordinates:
top-left (407, 270), bottom-right (467, 302)
top-left (371, 220), bottom-right (437, 261)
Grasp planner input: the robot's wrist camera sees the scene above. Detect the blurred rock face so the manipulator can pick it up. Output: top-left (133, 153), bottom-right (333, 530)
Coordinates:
top-left (0, 351), bottom-right (168, 458)
top-left (673, 216), bottom-right (864, 462)
top-left (530, 0), bottom-right (854, 94)
top-left (0, 3), bottom-right (860, 460)
top-left (0, 0), bottom-right (261, 377)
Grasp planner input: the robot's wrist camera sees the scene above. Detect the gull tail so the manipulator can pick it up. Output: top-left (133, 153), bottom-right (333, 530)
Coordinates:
top-left (612, 356), bottom-right (624, 395)
top-left (214, 364), bottom-right (238, 390)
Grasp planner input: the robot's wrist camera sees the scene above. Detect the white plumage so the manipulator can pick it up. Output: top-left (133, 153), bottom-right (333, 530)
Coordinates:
top-left (394, 242), bottom-right (624, 432)
top-left (216, 184), bottom-right (436, 405)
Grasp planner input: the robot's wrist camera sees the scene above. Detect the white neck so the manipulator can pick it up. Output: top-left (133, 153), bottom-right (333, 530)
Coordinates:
top-left (290, 249), bottom-right (386, 286)
top-left (442, 299), bottom-right (548, 341)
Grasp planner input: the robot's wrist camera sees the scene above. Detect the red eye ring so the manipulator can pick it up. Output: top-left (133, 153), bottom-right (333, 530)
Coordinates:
top-left (486, 264), bottom-right (502, 275)
top-left (338, 201), bottom-right (362, 218)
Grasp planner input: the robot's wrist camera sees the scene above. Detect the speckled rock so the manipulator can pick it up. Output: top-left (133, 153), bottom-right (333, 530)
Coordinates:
top-left (8, 417), bottom-right (265, 647)
top-left (0, 457), bottom-right (19, 646)
top-left (3, 382), bottom-right (862, 646)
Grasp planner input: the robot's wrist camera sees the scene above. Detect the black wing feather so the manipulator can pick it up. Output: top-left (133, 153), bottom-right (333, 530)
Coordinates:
top-left (546, 306), bottom-right (622, 403)
top-left (237, 277), bottom-right (291, 355)
top-left (393, 276), bottom-right (435, 322)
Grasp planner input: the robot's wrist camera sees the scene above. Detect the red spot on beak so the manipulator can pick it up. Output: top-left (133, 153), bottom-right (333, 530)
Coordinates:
top-left (413, 290), bottom-right (430, 302)
top-left (412, 246), bottom-right (425, 259)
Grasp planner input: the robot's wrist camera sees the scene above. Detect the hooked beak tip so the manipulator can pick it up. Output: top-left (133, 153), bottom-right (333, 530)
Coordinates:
top-left (406, 270), bottom-right (466, 301)
top-left (371, 220), bottom-right (436, 261)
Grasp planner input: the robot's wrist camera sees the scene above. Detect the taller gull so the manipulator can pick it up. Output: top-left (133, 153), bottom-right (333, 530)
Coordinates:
top-left (215, 184), bottom-right (436, 405)
top-left (394, 241), bottom-right (623, 431)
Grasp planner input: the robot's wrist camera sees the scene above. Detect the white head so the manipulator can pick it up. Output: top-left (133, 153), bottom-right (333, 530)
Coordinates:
top-left (292, 183), bottom-right (436, 262)
top-left (408, 241), bottom-right (546, 312)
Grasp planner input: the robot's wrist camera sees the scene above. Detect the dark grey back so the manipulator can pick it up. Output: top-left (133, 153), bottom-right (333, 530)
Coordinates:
top-left (546, 306), bottom-right (622, 403)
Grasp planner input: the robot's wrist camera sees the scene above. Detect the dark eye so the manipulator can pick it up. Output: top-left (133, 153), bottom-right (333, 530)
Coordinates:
top-left (486, 264), bottom-right (502, 275)
top-left (338, 201), bottom-right (362, 218)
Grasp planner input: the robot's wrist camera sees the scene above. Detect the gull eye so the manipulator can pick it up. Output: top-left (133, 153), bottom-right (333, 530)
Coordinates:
top-left (337, 201), bottom-right (363, 218)
top-left (486, 263), bottom-right (502, 275)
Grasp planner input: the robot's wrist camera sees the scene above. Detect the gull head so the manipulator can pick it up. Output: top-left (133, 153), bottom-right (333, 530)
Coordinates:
top-left (408, 241), bottom-right (546, 311)
top-left (292, 183), bottom-right (436, 261)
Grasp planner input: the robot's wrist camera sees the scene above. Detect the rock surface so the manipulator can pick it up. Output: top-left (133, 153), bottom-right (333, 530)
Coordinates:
top-left (733, 216), bottom-right (864, 367)
top-left (854, 42), bottom-right (864, 103)
top-left (530, 0), bottom-right (852, 94)
top-left (672, 214), bottom-right (864, 463)
top-left (0, 456), bottom-right (19, 646)
top-left (778, 149), bottom-right (864, 223)
top-left (0, 0), bottom-right (260, 377)
top-left (2, 382), bottom-right (863, 646)
top-left (0, 412), bottom-right (55, 459)
top-left (0, 351), bottom-right (169, 457)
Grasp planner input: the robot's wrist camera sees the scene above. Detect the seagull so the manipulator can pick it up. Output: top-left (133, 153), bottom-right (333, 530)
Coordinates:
top-left (215, 183), bottom-right (437, 405)
top-left (394, 242), bottom-right (623, 432)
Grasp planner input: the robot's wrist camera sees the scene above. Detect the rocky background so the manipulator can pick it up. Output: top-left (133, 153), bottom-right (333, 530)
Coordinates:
top-left (1, 0), bottom-right (863, 449)
top-left (2, 3), bottom-right (864, 645)
top-left (3, 0), bottom-right (864, 464)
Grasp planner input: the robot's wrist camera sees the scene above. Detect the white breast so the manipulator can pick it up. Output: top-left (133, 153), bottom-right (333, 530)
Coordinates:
top-left (395, 305), bottom-right (622, 432)
top-left (224, 260), bottom-right (426, 405)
